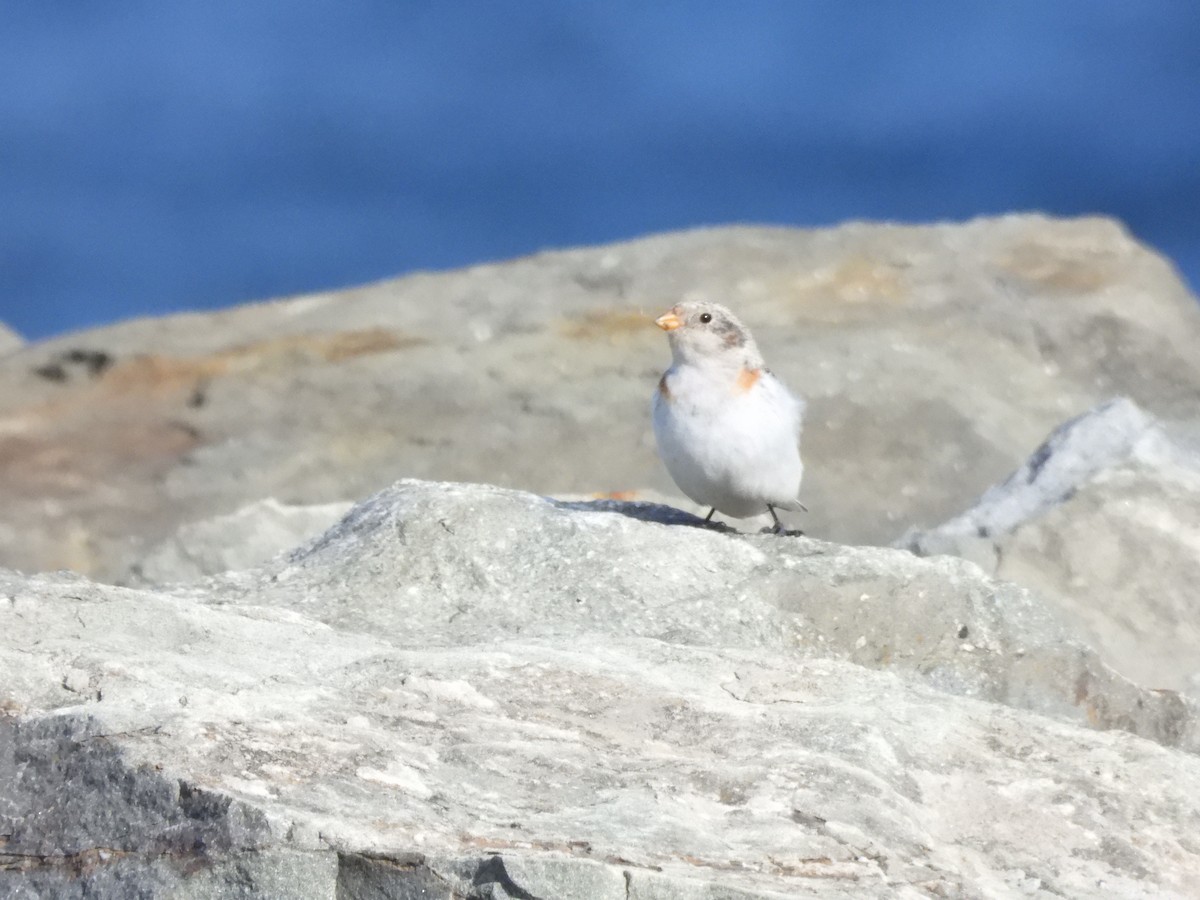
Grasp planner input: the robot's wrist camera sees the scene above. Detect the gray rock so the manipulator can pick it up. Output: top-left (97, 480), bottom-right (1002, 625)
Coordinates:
top-left (0, 322), bottom-right (21, 356)
top-left (906, 398), bottom-right (1200, 698)
top-left (228, 480), bottom-right (1197, 751)
top-left (2, 215), bottom-right (1199, 578)
top-left (4, 481), bottom-right (1200, 897)
top-left (126, 497), bottom-right (353, 585)
top-left (902, 397), bottom-right (1152, 562)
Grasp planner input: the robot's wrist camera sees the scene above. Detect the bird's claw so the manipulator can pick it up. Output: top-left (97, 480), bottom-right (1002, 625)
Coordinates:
top-left (761, 524), bottom-right (804, 537)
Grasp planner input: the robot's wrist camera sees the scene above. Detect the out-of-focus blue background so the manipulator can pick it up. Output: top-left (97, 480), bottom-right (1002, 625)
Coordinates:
top-left (2, 2), bottom-right (1198, 340)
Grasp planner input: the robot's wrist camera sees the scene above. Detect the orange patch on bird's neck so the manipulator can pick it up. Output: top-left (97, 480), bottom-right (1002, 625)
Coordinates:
top-left (658, 373), bottom-right (673, 403)
top-left (735, 368), bottom-right (761, 392)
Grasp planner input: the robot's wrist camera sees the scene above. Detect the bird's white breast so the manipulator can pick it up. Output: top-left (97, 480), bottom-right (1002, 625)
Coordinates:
top-left (652, 365), bottom-right (804, 517)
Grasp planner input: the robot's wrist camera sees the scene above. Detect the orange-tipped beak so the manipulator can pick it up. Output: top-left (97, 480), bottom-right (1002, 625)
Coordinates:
top-left (655, 309), bottom-right (683, 331)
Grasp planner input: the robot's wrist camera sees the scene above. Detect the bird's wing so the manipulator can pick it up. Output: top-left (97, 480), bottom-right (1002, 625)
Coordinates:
top-left (762, 369), bottom-right (805, 441)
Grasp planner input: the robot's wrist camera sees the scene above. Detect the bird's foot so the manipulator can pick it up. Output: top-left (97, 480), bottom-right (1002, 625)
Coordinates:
top-left (760, 523), bottom-right (805, 537)
top-left (764, 504), bottom-right (803, 536)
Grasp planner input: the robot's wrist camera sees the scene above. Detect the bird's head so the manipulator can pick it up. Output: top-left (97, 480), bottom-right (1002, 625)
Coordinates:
top-left (655, 300), bottom-right (762, 369)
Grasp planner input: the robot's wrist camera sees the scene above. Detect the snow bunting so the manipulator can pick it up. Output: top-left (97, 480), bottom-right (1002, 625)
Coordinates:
top-left (651, 301), bottom-right (805, 532)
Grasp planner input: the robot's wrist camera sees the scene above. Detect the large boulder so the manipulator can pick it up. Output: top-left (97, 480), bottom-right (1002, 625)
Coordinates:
top-left (3, 482), bottom-right (1200, 898)
top-left (905, 398), bottom-right (1200, 699)
top-left (2, 215), bottom-right (1199, 578)
top-left (0, 322), bottom-right (21, 356)
top-left (126, 497), bottom-right (353, 585)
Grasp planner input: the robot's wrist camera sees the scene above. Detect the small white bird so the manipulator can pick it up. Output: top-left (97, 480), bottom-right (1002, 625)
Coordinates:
top-left (651, 300), bottom-right (805, 532)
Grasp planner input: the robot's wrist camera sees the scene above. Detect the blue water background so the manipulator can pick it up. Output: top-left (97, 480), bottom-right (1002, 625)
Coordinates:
top-left (2, 2), bottom-right (1198, 340)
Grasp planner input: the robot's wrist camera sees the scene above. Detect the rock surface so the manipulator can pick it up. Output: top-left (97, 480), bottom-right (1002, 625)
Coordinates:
top-left (0, 322), bottom-right (20, 356)
top-left (906, 398), bottom-right (1200, 699)
top-left (2, 214), bottom-right (1200, 578)
top-left (4, 216), bottom-right (1200, 898)
top-left (4, 481), bottom-right (1200, 898)
top-left (127, 497), bottom-right (353, 585)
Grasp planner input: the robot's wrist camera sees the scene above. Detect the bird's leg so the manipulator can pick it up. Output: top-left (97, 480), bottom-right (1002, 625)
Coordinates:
top-left (764, 505), bottom-right (805, 536)
top-left (704, 508), bottom-right (716, 523)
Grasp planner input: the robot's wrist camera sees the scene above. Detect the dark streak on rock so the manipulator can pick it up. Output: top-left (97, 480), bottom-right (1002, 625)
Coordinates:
top-left (64, 349), bottom-right (114, 378)
top-left (34, 363), bottom-right (68, 383)
top-left (472, 855), bottom-right (545, 900)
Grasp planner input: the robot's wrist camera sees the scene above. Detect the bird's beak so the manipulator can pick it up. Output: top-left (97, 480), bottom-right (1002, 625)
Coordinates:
top-left (655, 309), bottom-right (683, 331)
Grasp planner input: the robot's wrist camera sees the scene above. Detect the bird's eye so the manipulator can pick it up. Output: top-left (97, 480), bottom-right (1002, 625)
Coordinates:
top-left (699, 313), bottom-right (712, 324)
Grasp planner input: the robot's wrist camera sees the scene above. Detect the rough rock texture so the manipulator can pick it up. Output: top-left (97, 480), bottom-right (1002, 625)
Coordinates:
top-left (902, 398), bottom-right (1154, 553)
top-left (3, 215), bottom-right (1200, 578)
top-left (906, 398), bottom-right (1200, 698)
top-left (4, 216), bottom-right (1200, 897)
top-left (127, 497), bottom-right (353, 585)
top-left (4, 481), bottom-right (1200, 898)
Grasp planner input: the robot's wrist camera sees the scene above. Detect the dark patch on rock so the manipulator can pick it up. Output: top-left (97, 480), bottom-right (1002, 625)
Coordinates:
top-left (63, 348), bottom-right (114, 377)
top-left (33, 362), bottom-right (68, 382)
